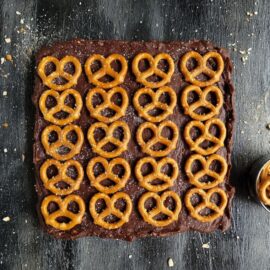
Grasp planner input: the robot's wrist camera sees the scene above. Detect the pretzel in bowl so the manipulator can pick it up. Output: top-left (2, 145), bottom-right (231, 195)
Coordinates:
top-left (184, 118), bottom-right (226, 155)
top-left (133, 86), bottom-right (177, 122)
top-left (38, 56), bottom-right (82, 91)
top-left (87, 156), bottom-right (130, 194)
top-left (135, 157), bottom-right (178, 192)
top-left (132, 53), bottom-right (175, 88)
top-left (39, 89), bottom-right (82, 125)
top-left (185, 187), bottom-right (227, 222)
top-left (87, 121), bottom-right (130, 158)
top-left (181, 85), bottom-right (223, 121)
top-left (180, 51), bottom-right (224, 87)
top-left (85, 54), bottom-right (128, 88)
top-left (258, 162), bottom-right (270, 205)
top-left (41, 124), bottom-right (84, 161)
top-left (86, 87), bottom-right (128, 123)
top-left (41, 194), bottom-right (85, 230)
top-left (89, 192), bottom-right (132, 229)
top-left (136, 120), bottom-right (178, 157)
top-left (138, 191), bottom-right (181, 227)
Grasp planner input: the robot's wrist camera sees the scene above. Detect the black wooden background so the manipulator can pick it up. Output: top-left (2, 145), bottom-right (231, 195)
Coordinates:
top-left (0, 0), bottom-right (269, 269)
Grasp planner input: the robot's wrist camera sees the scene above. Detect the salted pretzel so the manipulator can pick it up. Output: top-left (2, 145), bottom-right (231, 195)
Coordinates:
top-left (132, 53), bottom-right (175, 88)
top-left (184, 118), bottom-right (226, 155)
top-left (41, 195), bottom-right (85, 230)
top-left (85, 54), bottom-right (128, 88)
top-left (89, 192), bottom-right (132, 229)
top-left (40, 159), bottom-right (83, 195)
top-left (39, 89), bottom-right (83, 125)
top-left (181, 85), bottom-right (223, 121)
top-left (136, 120), bottom-right (178, 157)
top-left (185, 154), bottom-right (227, 189)
top-left (41, 124), bottom-right (84, 161)
top-left (133, 86), bottom-right (177, 122)
top-left (38, 56), bottom-right (82, 91)
top-left (87, 156), bottom-right (130, 194)
top-left (185, 187), bottom-right (227, 222)
top-left (180, 51), bottom-right (224, 87)
top-left (135, 157), bottom-right (178, 192)
top-left (87, 121), bottom-right (130, 158)
top-left (86, 87), bottom-right (128, 123)
top-left (138, 191), bottom-right (181, 227)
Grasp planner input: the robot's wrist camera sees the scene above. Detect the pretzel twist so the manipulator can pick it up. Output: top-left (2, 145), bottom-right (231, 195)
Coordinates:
top-left (258, 163), bottom-right (270, 205)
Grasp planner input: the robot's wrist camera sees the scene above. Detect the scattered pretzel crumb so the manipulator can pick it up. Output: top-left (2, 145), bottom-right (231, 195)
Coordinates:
top-left (3, 148), bottom-right (7, 153)
top-left (2, 123), bottom-right (8, 128)
top-left (5, 54), bottom-right (13, 62)
top-left (128, 254), bottom-right (132, 259)
top-left (236, 236), bottom-right (240, 239)
top-left (2, 216), bottom-right (10, 222)
top-left (0, 57), bottom-right (5, 64)
top-left (22, 153), bottom-right (25, 162)
top-left (16, 11), bottom-right (21, 15)
top-left (202, 242), bottom-right (210, 249)
top-left (167, 258), bottom-right (174, 267)
top-left (3, 91), bottom-right (7, 96)
top-left (5, 38), bottom-right (11, 43)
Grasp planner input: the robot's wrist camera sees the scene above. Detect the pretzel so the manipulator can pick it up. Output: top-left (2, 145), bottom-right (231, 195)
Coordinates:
top-left (41, 195), bottom-right (85, 230)
top-left (260, 162), bottom-right (270, 181)
top-left (185, 154), bottom-right (227, 189)
top-left (41, 124), bottom-right (84, 161)
top-left (87, 157), bottom-right (130, 194)
top-left (86, 87), bottom-right (128, 123)
top-left (184, 118), bottom-right (226, 155)
top-left (40, 159), bottom-right (83, 195)
top-left (180, 51), bottom-right (224, 87)
top-left (258, 179), bottom-right (270, 205)
top-left (132, 53), bottom-right (175, 88)
top-left (87, 121), bottom-right (130, 158)
top-left (38, 56), bottom-right (82, 91)
top-left (133, 86), bottom-right (177, 122)
top-left (136, 120), bottom-right (178, 157)
top-left (39, 89), bottom-right (83, 125)
top-left (181, 85), bottom-right (223, 121)
top-left (135, 157), bottom-right (178, 192)
top-left (185, 187), bottom-right (227, 222)
top-left (138, 191), bottom-right (181, 227)
top-left (89, 192), bottom-right (132, 229)
top-left (85, 54), bottom-right (127, 88)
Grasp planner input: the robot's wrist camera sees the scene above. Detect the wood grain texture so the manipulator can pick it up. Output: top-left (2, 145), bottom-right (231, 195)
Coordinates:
top-left (0, 0), bottom-right (269, 269)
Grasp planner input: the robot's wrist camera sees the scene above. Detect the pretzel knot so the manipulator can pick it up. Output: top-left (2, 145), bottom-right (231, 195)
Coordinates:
top-left (89, 192), bottom-right (132, 229)
top-left (185, 187), bottom-right (227, 222)
top-left (132, 53), bottom-right (175, 88)
top-left (38, 56), bottom-right (82, 91)
top-left (87, 121), bottom-right (130, 158)
top-left (41, 124), bottom-right (84, 161)
top-left (138, 191), bottom-right (181, 227)
top-left (39, 89), bottom-right (83, 125)
top-left (184, 118), bottom-right (226, 155)
top-left (85, 54), bottom-right (128, 88)
top-left (86, 87), bottom-right (128, 123)
top-left (258, 163), bottom-right (270, 205)
top-left (181, 85), bottom-right (223, 121)
top-left (40, 159), bottom-right (84, 195)
top-left (136, 120), bottom-right (178, 157)
top-left (41, 195), bottom-right (85, 230)
top-left (135, 157), bottom-right (178, 192)
top-left (180, 51), bottom-right (224, 87)
top-left (133, 86), bottom-right (177, 122)
top-left (87, 157), bottom-right (130, 194)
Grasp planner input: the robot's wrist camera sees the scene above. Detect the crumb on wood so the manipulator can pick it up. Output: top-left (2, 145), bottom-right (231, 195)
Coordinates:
top-left (266, 123), bottom-right (270, 130)
top-left (2, 216), bottom-right (10, 222)
top-left (4, 38), bottom-right (11, 43)
top-left (3, 91), bottom-right (7, 96)
top-left (5, 54), bottom-right (13, 62)
top-left (3, 148), bottom-right (7, 153)
top-left (167, 258), bottom-right (174, 267)
top-left (202, 242), bottom-right (210, 249)
top-left (128, 254), bottom-right (132, 259)
top-left (22, 153), bottom-right (25, 161)
top-left (2, 122), bottom-right (8, 128)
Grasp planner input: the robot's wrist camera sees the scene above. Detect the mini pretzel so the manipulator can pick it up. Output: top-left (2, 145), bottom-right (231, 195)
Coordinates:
top-left (39, 89), bottom-right (83, 125)
top-left (135, 157), bottom-right (178, 192)
top-left (138, 191), bottom-right (181, 227)
top-left (89, 192), bottom-right (132, 229)
top-left (41, 195), bottom-right (85, 230)
top-left (181, 85), bottom-right (223, 121)
top-left (136, 120), bottom-right (178, 157)
top-left (87, 121), bottom-right (130, 158)
top-left (132, 53), bottom-right (175, 88)
top-left (133, 86), bottom-right (177, 122)
top-left (40, 159), bottom-right (83, 195)
top-left (86, 87), bottom-right (128, 123)
top-left (184, 118), bottom-right (226, 155)
top-left (41, 124), bottom-right (84, 161)
top-left (87, 157), bottom-right (130, 194)
top-left (180, 51), bottom-right (224, 87)
top-left (38, 56), bottom-right (82, 91)
top-left (258, 179), bottom-right (270, 206)
top-left (85, 54), bottom-right (128, 88)
top-left (185, 154), bottom-right (227, 189)
top-left (185, 187), bottom-right (227, 222)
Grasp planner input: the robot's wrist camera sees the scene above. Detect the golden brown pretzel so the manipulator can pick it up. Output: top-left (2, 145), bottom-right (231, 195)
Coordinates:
top-left (258, 178), bottom-right (270, 205)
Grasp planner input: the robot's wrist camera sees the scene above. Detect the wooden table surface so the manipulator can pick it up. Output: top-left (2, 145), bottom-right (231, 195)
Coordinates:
top-left (0, 0), bottom-right (269, 269)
